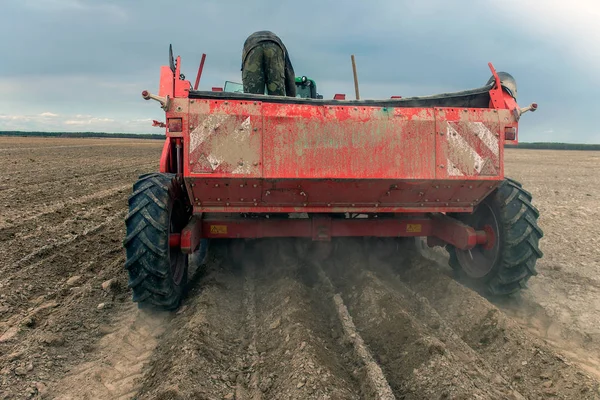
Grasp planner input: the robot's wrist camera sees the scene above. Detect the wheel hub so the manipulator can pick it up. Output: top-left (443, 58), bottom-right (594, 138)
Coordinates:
top-left (455, 203), bottom-right (500, 279)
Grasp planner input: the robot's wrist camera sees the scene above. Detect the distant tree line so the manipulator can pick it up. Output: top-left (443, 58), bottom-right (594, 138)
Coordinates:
top-left (505, 142), bottom-right (600, 151)
top-left (0, 131), bottom-right (164, 140)
top-left (1, 131), bottom-right (598, 150)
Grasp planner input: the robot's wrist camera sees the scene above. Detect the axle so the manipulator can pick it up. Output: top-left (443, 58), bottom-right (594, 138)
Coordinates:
top-left (168, 213), bottom-right (495, 254)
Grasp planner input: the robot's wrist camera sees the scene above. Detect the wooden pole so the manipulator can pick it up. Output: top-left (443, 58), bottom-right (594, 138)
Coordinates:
top-left (351, 55), bottom-right (360, 100)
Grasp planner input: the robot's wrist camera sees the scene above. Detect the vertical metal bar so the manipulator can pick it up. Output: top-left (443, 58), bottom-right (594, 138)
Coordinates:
top-left (351, 54), bottom-right (360, 100)
top-left (175, 139), bottom-right (182, 174)
top-left (194, 54), bottom-right (206, 91)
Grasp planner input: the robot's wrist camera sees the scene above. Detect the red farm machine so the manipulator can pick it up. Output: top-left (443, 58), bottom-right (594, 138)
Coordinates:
top-left (124, 46), bottom-right (543, 310)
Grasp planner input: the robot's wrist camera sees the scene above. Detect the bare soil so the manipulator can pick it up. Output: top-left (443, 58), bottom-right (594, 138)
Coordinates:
top-left (0, 139), bottom-right (599, 399)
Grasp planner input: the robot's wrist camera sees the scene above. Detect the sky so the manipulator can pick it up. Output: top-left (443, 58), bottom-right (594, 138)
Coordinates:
top-left (0, 0), bottom-right (599, 143)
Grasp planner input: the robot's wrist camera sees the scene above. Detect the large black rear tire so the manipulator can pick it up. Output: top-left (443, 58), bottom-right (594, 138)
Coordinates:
top-left (123, 173), bottom-right (190, 310)
top-left (446, 178), bottom-right (544, 296)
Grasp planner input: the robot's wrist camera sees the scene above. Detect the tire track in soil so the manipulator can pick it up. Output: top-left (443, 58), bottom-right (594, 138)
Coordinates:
top-left (314, 265), bottom-right (395, 399)
top-left (134, 240), bottom-right (371, 399)
top-left (47, 306), bottom-right (171, 400)
top-left (320, 238), bottom-right (523, 399)
top-left (238, 259), bottom-right (262, 399)
top-left (0, 183), bottom-right (129, 230)
top-left (0, 218), bottom-right (137, 399)
top-left (0, 162), bottom-right (154, 200)
top-left (0, 187), bottom-right (130, 274)
top-left (361, 238), bottom-right (600, 399)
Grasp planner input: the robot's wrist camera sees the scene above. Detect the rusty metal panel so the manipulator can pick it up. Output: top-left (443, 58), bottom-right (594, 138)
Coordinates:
top-left (185, 100), bottom-right (263, 177)
top-left (261, 103), bottom-right (436, 179)
top-left (435, 108), bottom-right (503, 180)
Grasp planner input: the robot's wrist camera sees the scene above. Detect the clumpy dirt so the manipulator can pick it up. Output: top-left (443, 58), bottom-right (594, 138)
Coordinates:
top-left (0, 138), bottom-right (599, 400)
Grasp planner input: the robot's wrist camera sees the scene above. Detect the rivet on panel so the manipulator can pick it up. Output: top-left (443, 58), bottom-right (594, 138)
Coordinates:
top-left (253, 128), bottom-right (258, 131)
top-left (226, 202), bottom-right (230, 206)
top-left (457, 198), bottom-right (460, 202)
top-left (254, 203), bottom-right (257, 206)
top-left (241, 198), bottom-right (244, 201)
top-left (217, 198), bottom-right (221, 201)
top-left (191, 183), bottom-right (195, 187)
top-left (253, 184), bottom-right (257, 188)
top-left (436, 199), bottom-right (440, 202)
top-left (351, 204), bottom-right (355, 207)
top-left (194, 198), bottom-right (198, 201)
top-left (215, 184), bottom-right (219, 187)
top-left (240, 184), bottom-right (244, 187)
top-left (253, 162), bottom-right (259, 166)
top-left (445, 203), bottom-right (449, 206)
top-left (265, 191), bottom-right (270, 196)
top-left (469, 185), bottom-right (473, 189)
top-left (303, 203), bottom-right (307, 206)
top-left (253, 198), bottom-right (256, 202)
top-left (439, 165), bottom-right (445, 169)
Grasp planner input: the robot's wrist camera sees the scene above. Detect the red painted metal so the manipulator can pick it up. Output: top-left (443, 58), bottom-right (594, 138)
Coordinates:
top-left (169, 233), bottom-right (181, 247)
top-left (168, 118), bottom-right (182, 132)
top-left (194, 53), bottom-right (206, 91)
top-left (152, 120), bottom-right (166, 128)
top-left (185, 177), bottom-right (496, 213)
top-left (159, 139), bottom-right (171, 173)
top-left (146, 55), bottom-right (530, 247)
top-left (333, 94), bottom-right (346, 100)
top-left (212, 87), bottom-right (223, 92)
top-left (196, 214), bottom-right (489, 250)
top-left (180, 216), bottom-right (202, 253)
top-left (429, 213), bottom-right (481, 250)
top-left (481, 224), bottom-right (496, 250)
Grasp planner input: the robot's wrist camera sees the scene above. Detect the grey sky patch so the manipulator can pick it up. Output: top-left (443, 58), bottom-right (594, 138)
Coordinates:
top-left (0, 0), bottom-right (598, 143)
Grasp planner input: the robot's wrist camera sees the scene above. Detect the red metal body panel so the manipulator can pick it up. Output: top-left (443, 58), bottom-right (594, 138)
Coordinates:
top-left (180, 98), bottom-right (506, 213)
top-left (143, 56), bottom-right (531, 242)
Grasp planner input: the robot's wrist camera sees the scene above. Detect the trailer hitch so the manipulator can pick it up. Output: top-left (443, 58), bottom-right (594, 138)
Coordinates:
top-left (141, 90), bottom-right (171, 111)
top-left (519, 103), bottom-right (538, 115)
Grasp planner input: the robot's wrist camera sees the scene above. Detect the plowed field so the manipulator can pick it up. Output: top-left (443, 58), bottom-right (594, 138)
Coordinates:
top-left (0, 137), bottom-right (599, 399)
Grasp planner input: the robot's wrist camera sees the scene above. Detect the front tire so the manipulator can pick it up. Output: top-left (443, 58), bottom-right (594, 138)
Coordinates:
top-left (446, 178), bottom-right (544, 296)
top-left (123, 173), bottom-right (190, 310)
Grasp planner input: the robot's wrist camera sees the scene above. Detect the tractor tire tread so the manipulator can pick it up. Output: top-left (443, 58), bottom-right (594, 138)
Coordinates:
top-left (123, 173), bottom-right (188, 311)
top-left (448, 177), bottom-right (543, 297)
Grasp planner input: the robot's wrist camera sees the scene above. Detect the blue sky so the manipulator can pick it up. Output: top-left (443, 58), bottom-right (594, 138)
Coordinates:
top-left (0, 0), bottom-right (598, 143)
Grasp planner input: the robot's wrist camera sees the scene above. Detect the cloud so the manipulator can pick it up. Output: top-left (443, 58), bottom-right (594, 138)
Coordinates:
top-left (40, 112), bottom-right (59, 117)
top-left (0, 113), bottom-right (153, 133)
top-left (0, 0), bottom-right (598, 142)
